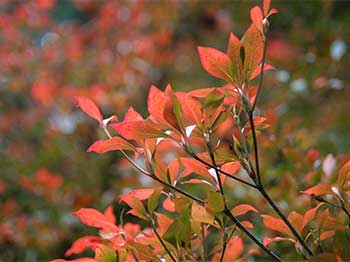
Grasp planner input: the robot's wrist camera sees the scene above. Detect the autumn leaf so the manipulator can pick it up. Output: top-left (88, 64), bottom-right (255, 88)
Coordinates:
top-left (148, 85), bottom-right (167, 122)
top-left (232, 204), bottom-right (258, 217)
top-left (76, 96), bottom-right (103, 123)
top-left (73, 208), bottom-right (119, 233)
top-left (198, 46), bottom-right (233, 82)
top-left (263, 237), bottom-right (295, 246)
top-left (337, 161), bottom-right (350, 190)
top-left (87, 137), bottom-right (136, 154)
top-left (241, 25), bottom-right (264, 80)
top-left (65, 236), bottom-right (101, 257)
top-left (261, 214), bottom-right (292, 237)
top-left (226, 32), bottom-right (243, 85)
top-left (250, 6), bottom-right (264, 32)
top-left (112, 119), bottom-right (166, 140)
top-left (302, 184), bottom-right (334, 196)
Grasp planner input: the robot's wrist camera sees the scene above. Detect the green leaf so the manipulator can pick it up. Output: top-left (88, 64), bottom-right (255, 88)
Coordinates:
top-left (191, 202), bottom-right (216, 226)
top-left (147, 187), bottom-right (162, 214)
top-left (95, 245), bottom-right (116, 262)
top-left (205, 191), bottom-right (225, 215)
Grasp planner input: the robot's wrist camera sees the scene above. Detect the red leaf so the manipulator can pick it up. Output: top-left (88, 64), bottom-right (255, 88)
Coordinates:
top-left (302, 203), bottom-right (323, 229)
top-left (87, 137), bottom-right (136, 154)
top-left (250, 63), bottom-right (275, 80)
top-left (103, 206), bottom-right (116, 225)
top-left (155, 212), bottom-right (173, 235)
top-left (263, 0), bottom-right (271, 16)
top-left (222, 162), bottom-right (241, 176)
top-left (302, 184), bottom-right (333, 196)
top-left (226, 32), bottom-right (243, 85)
top-left (319, 230), bottom-right (335, 241)
top-left (112, 119), bottom-right (165, 140)
top-left (73, 208), bottom-right (119, 233)
top-left (263, 237), bottom-right (295, 246)
top-left (241, 25), bottom-right (264, 79)
top-left (222, 236), bottom-right (243, 262)
top-left (232, 204), bottom-right (258, 217)
top-left (120, 194), bottom-right (147, 220)
top-left (148, 85), bottom-right (167, 121)
top-left (337, 161), bottom-right (350, 190)
top-left (163, 197), bottom-right (175, 212)
top-left (287, 211), bottom-right (303, 235)
top-left (198, 46), bottom-right (233, 82)
top-left (261, 214), bottom-right (292, 236)
top-left (181, 157), bottom-right (215, 183)
top-left (124, 107), bottom-right (143, 122)
top-left (250, 6), bottom-right (263, 32)
top-left (76, 96), bottom-right (102, 122)
top-left (121, 188), bottom-right (155, 201)
top-left (65, 236), bottom-right (101, 257)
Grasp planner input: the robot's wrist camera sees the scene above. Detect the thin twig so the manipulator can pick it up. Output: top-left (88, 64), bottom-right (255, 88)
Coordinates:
top-left (259, 186), bottom-right (314, 257)
top-left (190, 154), bottom-right (258, 189)
top-left (150, 216), bottom-right (176, 262)
top-left (206, 132), bottom-right (228, 262)
top-left (224, 208), bottom-right (282, 262)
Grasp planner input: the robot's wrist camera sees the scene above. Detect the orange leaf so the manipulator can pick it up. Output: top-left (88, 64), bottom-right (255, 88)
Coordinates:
top-left (337, 161), bottom-right (350, 190)
top-left (198, 46), bottom-right (233, 82)
top-left (112, 119), bottom-right (165, 140)
top-left (261, 214), bottom-right (292, 236)
top-left (226, 32), bottom-right (243, 85)
top-left (181, 157), bottom-right (215, 183)
top-left (320, 230), bottom-right (335, 241)
top-left (250, 63), bottom-right (275, 80)
top-left (103, 206), bottom-right (116, 225)
top-left (76, 96), bottom-right (102, 122)
top-left (222, 236), bottom-right (243, 262)
top-left (287, 211), bottom-right (303, 235)
top-left (263, 0), bottom-right (271, 16)
top-left (302, 203), bottom-right (323, 230)
top-left (65, 236), bottom-right (101, 257)
top-left (302, 184), bottom-right (333, 196)
top-left (221, 162), bottom-right (241, 175)
top-left (87, 137), bottom-right (136, 153)
top-left (121, 188), bottom-right (155, 201)
top-left (232, 204), bottom-right (258, 217)
top-left (263, 237), bottom-right (295, 246)
top-left (148, 85), bottom-right (167, 121)
top-left (73, 208), bottom-right (119, 233)
top-left (241, 25), bottom-right (264, 80)
top-left (250, 6), bottom-right (263, 32)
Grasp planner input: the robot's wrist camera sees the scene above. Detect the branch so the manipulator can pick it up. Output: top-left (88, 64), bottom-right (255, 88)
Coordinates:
top-left (190, 153), bottom-right (258, 189)
top-left (150, 216), bottom-right (176, 262)
top-left (101, 126), bottom-right (281, 261)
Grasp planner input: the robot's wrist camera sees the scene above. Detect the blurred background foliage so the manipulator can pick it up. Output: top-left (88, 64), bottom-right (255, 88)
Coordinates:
top-left (0, 0), bottom-right (349, 261)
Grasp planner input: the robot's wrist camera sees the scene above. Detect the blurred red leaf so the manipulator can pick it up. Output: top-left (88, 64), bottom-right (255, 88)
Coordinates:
top-left (261, 214), bottom-right (292, 236)
top-left (76, 96), bottom-right (103, 123)
top-left (250, 6), bottom-right (263, 32)
top-left (65, 236), bottom-right (101, 257)
top-left (232, 204), bottom-right (258, 217)
top-left (302, 184), bottom-right (333, 196)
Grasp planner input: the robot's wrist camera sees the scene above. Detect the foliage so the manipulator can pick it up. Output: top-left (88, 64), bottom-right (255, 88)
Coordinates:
top-left (1, 0), bottom-right (350, 261)
top-left (53, 1), bottom-right (350, 261)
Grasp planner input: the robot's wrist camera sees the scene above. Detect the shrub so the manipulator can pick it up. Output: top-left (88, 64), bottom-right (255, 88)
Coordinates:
top-left (55, 1), bottom-right (350, 261)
